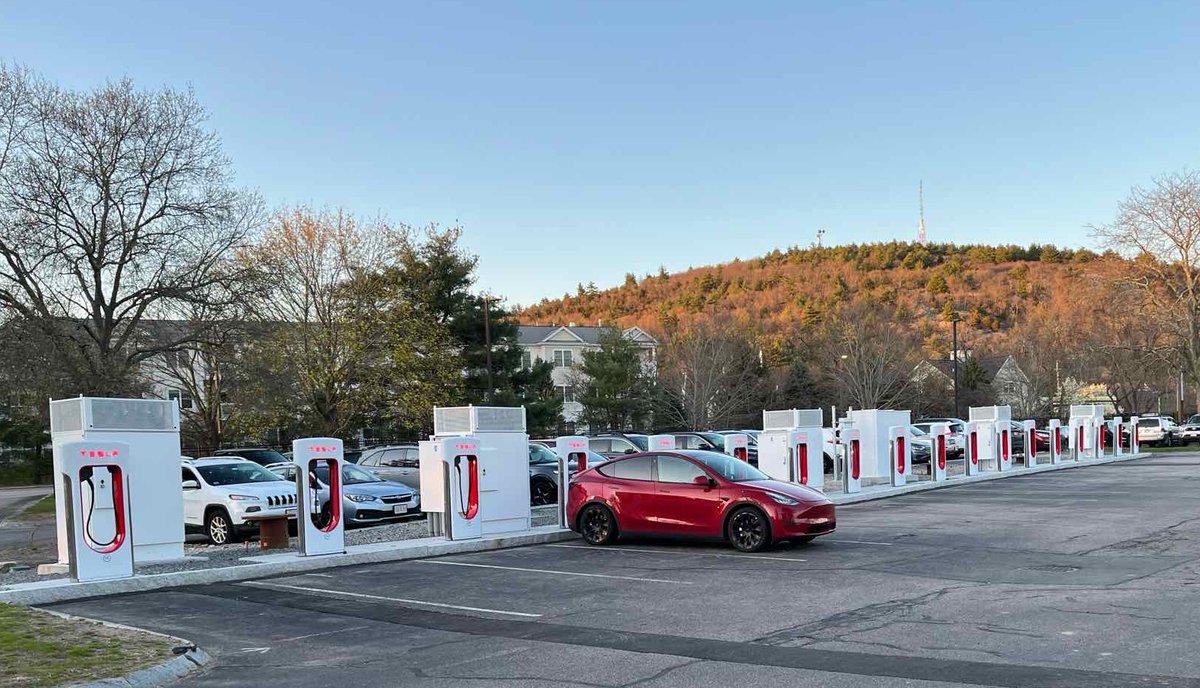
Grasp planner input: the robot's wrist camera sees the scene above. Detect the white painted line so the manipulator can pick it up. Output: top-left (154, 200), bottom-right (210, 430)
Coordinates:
top-left (416, 559), bottom-right (691, 584)
top-left (545, 543), bottom-right (806, 563)
top-left (827, 539), bottom-right (895, 546)
top-left (241, 580), bottom-right (543, 618)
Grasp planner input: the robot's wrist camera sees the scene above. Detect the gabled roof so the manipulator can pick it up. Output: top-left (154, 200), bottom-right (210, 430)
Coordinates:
top-left (916, 355), bottom-right (1018, 384)
top-left (517, 324), bottom-right (658, 346)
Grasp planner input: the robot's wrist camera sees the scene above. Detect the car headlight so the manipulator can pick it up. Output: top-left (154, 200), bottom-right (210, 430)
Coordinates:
top-left (228, 494), bottom-right (260, 501)
top-left (764, 491), bottom-right (800, 506)
top-left (346, 494), bottom-right (378, 503)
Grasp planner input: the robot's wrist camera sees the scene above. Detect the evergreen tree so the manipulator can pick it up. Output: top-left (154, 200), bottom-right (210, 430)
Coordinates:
top-left (577, 328), bottom-right (654, 431)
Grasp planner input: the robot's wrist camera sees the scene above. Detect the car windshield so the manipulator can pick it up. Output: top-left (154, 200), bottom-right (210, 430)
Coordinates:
top-left (698, 432), bottom-right (728, 447)
top-left (529, 443), bottom-right (558, 464)
top-left (907, 425), bottom-right (929, 436)
top-left (197, 462), bottom-right (285, 486)
top-left (315, 463), bottom-right (381, 485)
top-left (627, 435), bottom-right (649, 450)
top-left (685, 450), bottom-right (769, 482)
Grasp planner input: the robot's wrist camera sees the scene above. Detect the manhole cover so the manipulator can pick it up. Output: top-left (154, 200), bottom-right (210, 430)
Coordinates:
top-left (1024, 564), bottom-right (1080, 573)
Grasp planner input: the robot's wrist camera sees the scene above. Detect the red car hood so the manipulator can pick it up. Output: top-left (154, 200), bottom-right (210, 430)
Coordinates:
top-left (742, 479), bottom-right (831, 504)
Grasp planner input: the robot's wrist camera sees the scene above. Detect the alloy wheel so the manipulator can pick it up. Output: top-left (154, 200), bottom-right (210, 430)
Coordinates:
top-left (729, 509), bottom-right (767, 552)
top-left (209, 515), bottom-right (229, 544)
top-left (582, 506), bottom-right (612, 545)
top-left (531, 481), bottom-right (556, 506)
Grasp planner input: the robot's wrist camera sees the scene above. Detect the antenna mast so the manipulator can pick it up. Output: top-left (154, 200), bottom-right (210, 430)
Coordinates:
top-left (917, 180), bottom-right (927, 245)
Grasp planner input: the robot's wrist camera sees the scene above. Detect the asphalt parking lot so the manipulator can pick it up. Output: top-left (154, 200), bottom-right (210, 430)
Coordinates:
top-left (46, 452), bottom-right (1200, 687)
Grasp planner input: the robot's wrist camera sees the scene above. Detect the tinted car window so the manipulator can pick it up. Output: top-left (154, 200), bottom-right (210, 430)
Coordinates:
top-left (1138, 418), bottom-right (1159, 427)
top-left (657, 455), bottom-right (707, 484)
top-left (610, 438), bottom-right (637, 454)
top-left (380, 449), bottom-right (405, 466)
top-left (589, 439), bottom-right (611, 453)
top-left (598, 456), bottom-right (653, 481)
top-left (627, 435), bottom-right (649, 450)
top-left (529, 444), bottom-right (557, 465)
top-left (181, 467), bottom-right (199, 484)
top-left (400, 448), bottom-right (419, 468)
top-left (687, 451), bottom-right (769, 482)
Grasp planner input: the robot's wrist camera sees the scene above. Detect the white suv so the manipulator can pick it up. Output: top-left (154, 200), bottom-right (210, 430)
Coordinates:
top-left (181, 457), bottom-right (299, 545)
top-left (1137, 417), bottom-right (1179, 447)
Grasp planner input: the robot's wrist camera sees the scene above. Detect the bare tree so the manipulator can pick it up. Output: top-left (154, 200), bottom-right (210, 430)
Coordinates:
top-left (0, 66), bottom-right (260, 395)
top-left (823, 309), bottom-right (917, 410)
top-left (657, 320), bottom-right (765, 429)
top-left (1094, 172), bottom-right (1200, 398)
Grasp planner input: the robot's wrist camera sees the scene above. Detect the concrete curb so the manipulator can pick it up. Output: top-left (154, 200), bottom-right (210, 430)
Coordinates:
top-left (35, 607), bottom-right (211, 687)
top-left (829, 451), bottom-right (1151, 506)
top-left (0, 526), bottom-right (576, 606)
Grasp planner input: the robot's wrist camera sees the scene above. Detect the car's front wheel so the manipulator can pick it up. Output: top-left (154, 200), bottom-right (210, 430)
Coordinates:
top-left (205, 508), bottom-right (238, 545)
top-left (727, 506), bottom-right (771, 553)
top-left (579, 503), bottom-right (617, 546)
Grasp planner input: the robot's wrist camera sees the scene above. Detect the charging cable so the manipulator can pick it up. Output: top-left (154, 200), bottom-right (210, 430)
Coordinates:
top-left (82, 472), bottom-right (119, 549)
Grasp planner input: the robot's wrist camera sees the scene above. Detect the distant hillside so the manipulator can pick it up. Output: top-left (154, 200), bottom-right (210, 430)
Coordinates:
top-left (520, 241), bottom-right (1118, 356)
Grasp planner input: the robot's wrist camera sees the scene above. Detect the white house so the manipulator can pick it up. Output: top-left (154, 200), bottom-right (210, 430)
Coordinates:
top-left (517, 324), bottom-right (659, 427)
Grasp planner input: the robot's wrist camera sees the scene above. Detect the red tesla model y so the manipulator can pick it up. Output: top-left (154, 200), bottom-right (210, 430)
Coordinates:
top-left (566, 449), bottom-right (835, 552)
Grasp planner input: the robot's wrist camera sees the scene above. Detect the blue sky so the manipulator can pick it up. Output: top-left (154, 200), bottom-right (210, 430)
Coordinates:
top-left (3, 1), bottom-right (1197, 306)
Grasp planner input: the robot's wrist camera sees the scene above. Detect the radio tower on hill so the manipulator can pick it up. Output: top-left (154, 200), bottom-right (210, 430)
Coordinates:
top-left (917, 180), bottom-right (927, 245)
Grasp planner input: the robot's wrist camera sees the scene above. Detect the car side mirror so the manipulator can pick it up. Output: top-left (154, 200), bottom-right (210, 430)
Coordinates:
top-left (182, 480), bottom-right (200, 490)
top-left (624, 448), bottom-right (637, 454)
top-left (693, 475), bottom-right (716, 488)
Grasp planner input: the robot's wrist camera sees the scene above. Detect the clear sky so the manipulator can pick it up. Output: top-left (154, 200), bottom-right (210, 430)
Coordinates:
top-left (3, 1), bottom-right (1198, 306)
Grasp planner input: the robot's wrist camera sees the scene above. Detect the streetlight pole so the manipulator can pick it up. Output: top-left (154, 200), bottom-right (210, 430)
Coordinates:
top-left (952, 318), bottom-right (961, 418)
top-left (482, 295), bottom-right (494, 403)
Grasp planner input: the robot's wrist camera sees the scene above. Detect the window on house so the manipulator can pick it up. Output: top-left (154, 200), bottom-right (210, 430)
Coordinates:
top-left (559, 385), bottom-right (575, 404)
top-left (167, 389), bottom-right (194, 410)
top-left (1003, 382), bottom-right (1017, 395)
top-left (521, 351), bottom-right (532, 370)
top-left (553, 350), bottom-right (573, 367)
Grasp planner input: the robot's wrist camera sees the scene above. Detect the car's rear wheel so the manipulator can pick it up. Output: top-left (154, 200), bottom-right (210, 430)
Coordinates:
top-left (727, 506), bottom-right (770, 553)
top-left (530, 478), bottom-right (556, 506)
top-left (205, 508), bottom-right (238, 545)
top-left (579, 503), bottom-right (617, 546)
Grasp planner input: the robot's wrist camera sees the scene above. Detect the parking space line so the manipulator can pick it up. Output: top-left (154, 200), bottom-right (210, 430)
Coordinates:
top-left (545, 544), bottom-right (806, 563)
top-left (416, 559), bottom-right (691, 584)
top-left (241, 581), bottom-right (543, 618)
top-left (826, 539), bottom-right (895, 546)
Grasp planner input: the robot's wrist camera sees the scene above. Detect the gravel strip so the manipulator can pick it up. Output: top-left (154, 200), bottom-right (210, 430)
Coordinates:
top-left (1, 505), bottom-right (562, 588)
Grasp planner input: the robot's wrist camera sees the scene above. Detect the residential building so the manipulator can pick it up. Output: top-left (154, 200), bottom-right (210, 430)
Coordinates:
top-left (912, 354), bottom-right (1034, 415)
top-left (517, 324), bottom-right (659, 428)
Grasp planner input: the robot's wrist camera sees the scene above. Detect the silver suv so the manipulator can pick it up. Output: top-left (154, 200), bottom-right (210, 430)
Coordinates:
top-left (1137, 416), bottom-right (1178, 447)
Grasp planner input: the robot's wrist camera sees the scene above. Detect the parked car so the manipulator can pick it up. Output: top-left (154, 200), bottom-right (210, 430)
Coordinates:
top-left (529, 442), bottom-right (570, 506)
top-left (912, 421), bottom-right (965, 458)
top-left (210, 447), bottom-right (291, 467)
top-left (357, 444), bottom-right (421, 491)
top-left (587, 434), bottom-right (644, 459)
top-left (1138, 417), bottom-right (1179, 447)
top-left (905, 425), bottom-right (934, 465)
top-left (266, 461), bottom-right (419, 527)
top-left (567, 449), bottom-right (835, 552)
top-left (1177, 421), bottom-right (1200, 445)
top-left (181, 457), bottom-right (298, 545)
top-left (706, 430), bottom-right (760, 465)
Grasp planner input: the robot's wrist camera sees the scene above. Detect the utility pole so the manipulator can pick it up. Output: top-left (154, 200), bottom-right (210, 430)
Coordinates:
top-left (816, 228), bottom-right (826, 248)
top-left (952, 317), bottom-right (960, 418)
top-left (482, 295), bottom-right (494, 402)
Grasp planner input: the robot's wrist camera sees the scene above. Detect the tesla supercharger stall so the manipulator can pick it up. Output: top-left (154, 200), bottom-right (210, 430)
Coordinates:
top-left (887, 425), bottom-right (911, 487)
top-left (1022, 420), bottom-right (1038, 468)
top-left (842, 428), bottom-right (862, 493)
top-left (554, 435), bottom-right (588, 528)
top-left (929, 423), bottom-right (949, 482)
top-left (996, 423), bottom-right (1012, 472)
top-left (647, 434), bottom-right (676, 451)
top-left (1068, 417), bottom-right (1087, 461)
top-left (1047, 419), bottom-right (1063, 464)
top-left (1109, 418), bottom-right (1123, 457)
top-left (421, 435), bottom-right (484, 540)
top-left (1069, 404), bottom-right (1105, 459)
top-left (791, 429), bottom-right (823, 489)
top-left (1129, 416), bottom-right (1140, 454)
top-left (964, 421), bottom-right (983, 476)
top-left (723, 433), bottom-right (750, 462)
top-left (60, 440), bottom-right (134, 582)
top-left (293, 437), bottom-right (345, 556)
